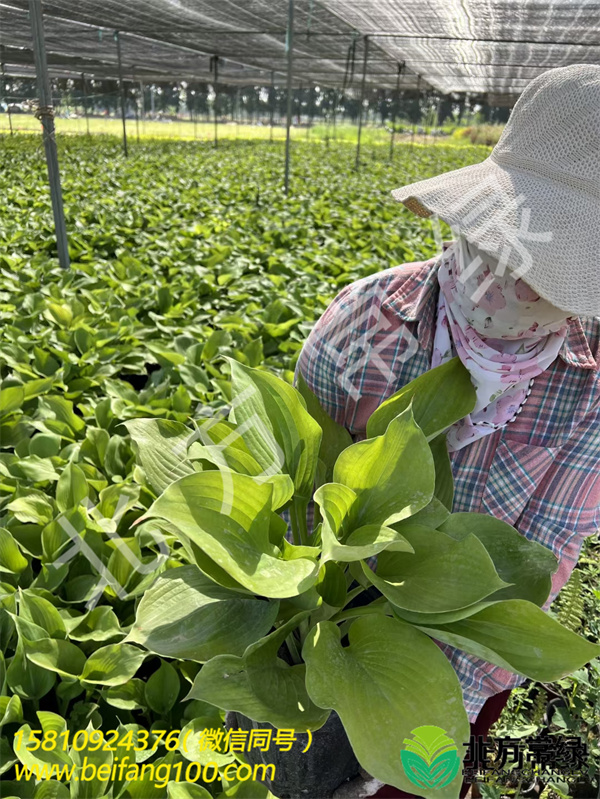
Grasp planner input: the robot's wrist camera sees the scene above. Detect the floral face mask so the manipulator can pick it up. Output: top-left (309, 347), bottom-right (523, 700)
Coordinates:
top-left (453, 238), bottom-right (570, 340)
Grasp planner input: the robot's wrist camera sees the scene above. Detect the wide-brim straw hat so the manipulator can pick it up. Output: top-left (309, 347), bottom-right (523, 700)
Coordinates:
top-left (391, 64), bottom-right (600, 318)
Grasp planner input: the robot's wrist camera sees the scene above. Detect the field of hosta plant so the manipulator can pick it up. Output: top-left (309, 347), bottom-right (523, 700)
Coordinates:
top-left (0, 134), bottom-right (598, 799)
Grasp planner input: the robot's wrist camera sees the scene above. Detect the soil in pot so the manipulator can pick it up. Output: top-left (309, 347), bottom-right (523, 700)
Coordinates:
top-left (225, 709), bottom-right (360, 799)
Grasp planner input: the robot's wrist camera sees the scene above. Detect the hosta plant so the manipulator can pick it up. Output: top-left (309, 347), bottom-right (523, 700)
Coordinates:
top-left (127, 357), bottom-right (600, 799)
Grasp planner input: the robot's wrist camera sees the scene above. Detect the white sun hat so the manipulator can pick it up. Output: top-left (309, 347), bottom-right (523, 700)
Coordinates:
top-left (391, 64), bottom-right (600, 318)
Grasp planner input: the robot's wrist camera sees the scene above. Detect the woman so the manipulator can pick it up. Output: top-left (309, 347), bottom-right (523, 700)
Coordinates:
top-left (296, 64), bottom-right (600, 798)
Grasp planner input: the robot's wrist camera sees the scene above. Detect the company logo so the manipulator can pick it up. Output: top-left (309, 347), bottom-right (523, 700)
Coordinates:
top-left (400, 725), bottom-right (462, 790)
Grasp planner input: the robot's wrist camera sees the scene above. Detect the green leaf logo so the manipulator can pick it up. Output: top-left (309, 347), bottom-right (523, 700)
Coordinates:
top-left (400, 725), bottom-right (461, 789)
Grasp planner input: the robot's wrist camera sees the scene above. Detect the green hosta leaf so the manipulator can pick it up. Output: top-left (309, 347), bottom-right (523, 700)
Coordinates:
top-left (417, 599), bottom-right (600, 682)
top-left (229, 360), bottom-right (322, 499)
top-left (10, 456), bottom-right (59, 483)
top-left (315, 561), bottom-right (347, 607)
top-left (141, 471), bottom-right (318, 598)
top-left (15, 712), bottom-right (73, 771)
top-left (315, 482), bottom-right (414, 562)
top-left (0, 529), bottom-right (28, 574)
top-left (363, 524), bottom-right (509, 613)
top-left (38, 396), bottom-right (85, 435)
top-left (189, 420), bottom-right (295, 510)
top-left (125, 418), bottom-right (195, 495)
top-left (18, 591), bottom-right (66, 639)
top-left (67, 606), bottom-right (122, 642)
top-left (296, 372), bottom-right (352, 483)
top-left (366, 357), bottom-right (476, 440)
top-left (34, 780), bottom-right (70, 798)
top-left (405, 496), bottom-right (451, 529)
top-left (102, 680), bottom-right (147, 711)
top-left (127, 565), bottom-right (279, 661)
top-left (0, 385), bottom-right (25, 417)
top-left (70, 721), bottom-right (113, 799)
top-left (429, 434), bottom-right (454, 511)
top-left (7, 491), bottom-right (54, 525)
top-left (188, 613), bottom-right (329, 730)
top-left (439, 513), bottom-right (557, 606)
top-left (177, 716), bottom-right (234, 767)
top-left (144, 661), bottom-right (180, 716)
top-left (23, 637), bottom-right (87, 678)
top-left (29, 433), bottom-right (61, 458)
top-left (0, 694), bottom-right (23, 726)
top-left (81, 644), bottom-right (146, 686)
top-left (303, 615), bottom-right (469, 796)
top-left (333, 405), bottom-right (435, 529)
top-left (6, 638), bottom-right (56, 700)
top-left (168, 783), bottom-right (212, 799)
top-left (55, 461), bottom-right (88, 512)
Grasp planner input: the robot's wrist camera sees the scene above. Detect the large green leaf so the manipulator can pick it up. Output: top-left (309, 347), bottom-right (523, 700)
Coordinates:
top-left (145, 661), bottom-right (180, 715)
top-left (125, 418), bottom-right (195, 494)
top-left (127, 565), bottom-right (279, 661)
top-left (81, 644), bottom-right (146, 686)
top-left (14, 712), bottom-right (73, 771)
top-left (362, 524), bottom-right (509, 613)
top-left (141, 471), bottom-right (318, 598)
top-left (439, 513), bottom-right (557, 605)
top-left (303, 615), bottom-right (469, 797)
top-left (188, 613), bottom-right (329, 730)
top-left (55, 462), bottom-right (88, 512)
top-left (429, 434), bottom-right (454, 511)
top-left (0, 529), bottom-right (28, 574)
top-left (189, 419), bottom-right (295, 510)
top-left (315, 482), bottom-right (414, 562)
top-left (366, 358), bottom-right (476, 440)
top-left (333, 405), bottom-right (435, 528)
top-left (6, 638), bottom-right (56, 701)
top-left (229, 360), bottom-right (322, 499)
top-left (23, 637), bottom-right (87, 678)
top-left (296, 372), bottom-right (352, 483)
top-left (417, 599), bottom-right (600, 682)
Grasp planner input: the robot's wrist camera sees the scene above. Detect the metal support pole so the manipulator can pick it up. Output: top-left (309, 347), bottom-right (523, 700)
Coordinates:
top-left (411, 74), bottom-right (421, 149)
top-left (81, 72), bottom-right (90, 136)
top-left (284, 0), bottom-right (294, 195)
top-left (132, 71), bottom-right (140, 143)
top-left (389, 62), bottom-right (403, 161)
top-left (332, 87), bottom-right (338, 141)
top-left (269, 70), bottom-right (275, 142)
top-left (355, 35), bottom-right (369, 170)
top-left (139, 80), bottom-right (145, 120)
top-left (114, 31), bottom-right (128, 157)
top-left (28, 0), bottom-right (70, 269)
top-left (211, 55), bottom-right (219, 148)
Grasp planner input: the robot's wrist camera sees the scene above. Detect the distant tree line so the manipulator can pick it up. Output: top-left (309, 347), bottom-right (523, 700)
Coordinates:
top-left (1, 75), bottom-right (512, 126)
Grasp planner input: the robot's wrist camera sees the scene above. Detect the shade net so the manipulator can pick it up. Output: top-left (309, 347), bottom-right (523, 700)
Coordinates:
top-left (2, 0), bottom-right (598, 97)
top-left (0, 0), bottom-right (422, 89)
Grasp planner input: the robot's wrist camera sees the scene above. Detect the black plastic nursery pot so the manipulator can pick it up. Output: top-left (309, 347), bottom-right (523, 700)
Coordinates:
top-left (225, 709), bottom-right (360, 799)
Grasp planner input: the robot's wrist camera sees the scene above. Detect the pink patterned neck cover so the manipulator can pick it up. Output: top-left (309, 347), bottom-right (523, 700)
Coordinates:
top-left (432, 239), bottom-right (569, 451)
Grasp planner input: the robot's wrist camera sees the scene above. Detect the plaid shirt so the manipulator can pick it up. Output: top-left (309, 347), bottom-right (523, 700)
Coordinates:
top-left (296, 252), bottom-right (600, 722)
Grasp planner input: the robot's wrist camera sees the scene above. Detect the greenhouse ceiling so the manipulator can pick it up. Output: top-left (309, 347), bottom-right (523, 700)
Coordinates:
top-left (2, 0), bottom-right (599, 97)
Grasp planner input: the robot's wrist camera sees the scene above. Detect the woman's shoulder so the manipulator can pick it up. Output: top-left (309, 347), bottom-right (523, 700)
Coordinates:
top-left (319, 257), bottom-right (435, 322)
